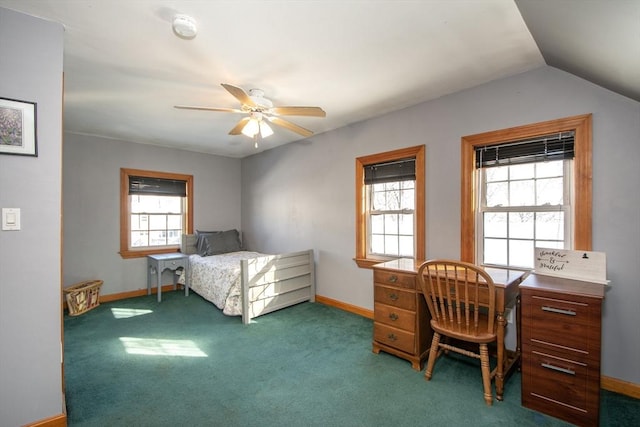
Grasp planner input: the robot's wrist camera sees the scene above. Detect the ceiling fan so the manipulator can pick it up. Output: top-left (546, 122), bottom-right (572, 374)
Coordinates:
top-left (175, 84), bottom-right (326, 143)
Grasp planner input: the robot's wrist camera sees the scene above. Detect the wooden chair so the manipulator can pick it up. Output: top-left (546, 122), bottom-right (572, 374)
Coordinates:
top-left (417, 259), bottom-right (498, 406)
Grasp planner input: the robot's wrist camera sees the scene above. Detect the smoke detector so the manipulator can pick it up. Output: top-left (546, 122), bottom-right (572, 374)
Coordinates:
top-left (172, 14), bottom-right (197, 39)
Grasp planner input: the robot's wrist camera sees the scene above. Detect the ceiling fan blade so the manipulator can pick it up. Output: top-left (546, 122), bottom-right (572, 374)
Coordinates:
top-left (268, 117), bottom-right (314, 138)
top-left (270, 106), bottom-right (326, 117)
top-left (221, 83), bottom-right (256, 107)
top-left (174, 105), bottom-right (243, 113)
top-left (229, 117), bottom-right (251, 135)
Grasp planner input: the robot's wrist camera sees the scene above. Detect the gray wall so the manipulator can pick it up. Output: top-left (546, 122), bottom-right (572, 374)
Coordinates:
top-left (0, 8), bottom-right (64, 426)
top-left (63, 133), bottom-right (242, 295)
top-left (241, 66), bottom-right (640, 384)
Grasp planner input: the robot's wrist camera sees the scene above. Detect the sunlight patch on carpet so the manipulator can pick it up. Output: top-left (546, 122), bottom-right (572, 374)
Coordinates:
top-left (119, 337), bottom-right (208, 357)
top-left (111, 307), bottom-right (153, 319)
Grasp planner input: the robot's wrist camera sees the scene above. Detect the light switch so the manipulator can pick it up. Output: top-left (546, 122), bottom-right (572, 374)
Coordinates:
top-left (2, 208), bottom-right (21, 231)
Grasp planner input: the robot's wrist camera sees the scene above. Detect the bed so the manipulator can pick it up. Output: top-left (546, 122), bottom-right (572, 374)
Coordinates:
top-left (180, 232), bottom-right (315, 324)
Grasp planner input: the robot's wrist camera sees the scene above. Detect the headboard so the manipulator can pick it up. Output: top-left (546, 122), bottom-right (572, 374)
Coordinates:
top-left (180, 234), bottom-right (198, 255)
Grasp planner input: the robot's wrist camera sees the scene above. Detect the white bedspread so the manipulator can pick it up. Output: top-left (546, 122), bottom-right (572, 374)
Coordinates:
top-left (185, 251), bottom-right (266, 316)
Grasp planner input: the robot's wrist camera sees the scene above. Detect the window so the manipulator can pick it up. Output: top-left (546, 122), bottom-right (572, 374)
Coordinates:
top-left (477, 133), bottom-right (573, 268)
top-left (355, 145), bottom-right (425, 268)
top-left (120, 168), bottom-right (193, 259)
top-left (461, 115), bottom-right (592, 268)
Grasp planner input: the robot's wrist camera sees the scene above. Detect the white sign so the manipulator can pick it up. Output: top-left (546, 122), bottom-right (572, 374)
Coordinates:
top-left (534, 247), bottom-right (608, 284)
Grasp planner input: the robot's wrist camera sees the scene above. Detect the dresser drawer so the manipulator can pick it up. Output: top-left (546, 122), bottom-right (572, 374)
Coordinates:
top-left (522, 347), bottom-right (593, 415)
top-left (522, 293), bottom-right (597, 353)
top-left (374, 302), bottom-right (415, 332)
top-left (374, 270), bottom-right (415, 289)
top-left (374, 284), bottom-right (416, 311)
top-left (374, 323), bottom-right (415, 354)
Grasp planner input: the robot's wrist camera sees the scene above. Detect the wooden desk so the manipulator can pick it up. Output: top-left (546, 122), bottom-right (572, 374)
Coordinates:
top-left (372, 259), bottom-right (525, 401)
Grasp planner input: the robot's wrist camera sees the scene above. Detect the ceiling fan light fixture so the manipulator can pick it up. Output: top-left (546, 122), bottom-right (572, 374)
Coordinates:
top-left (259, 121), bottom-right (274, 138)
top-left (241, 119), bottom-right (260, 138)
top-left (172, 14), bottom-right (197, 39)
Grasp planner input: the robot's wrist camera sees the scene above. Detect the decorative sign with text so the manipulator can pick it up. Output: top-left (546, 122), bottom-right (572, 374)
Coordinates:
top-left (534, 247), bottom-right (608, 284)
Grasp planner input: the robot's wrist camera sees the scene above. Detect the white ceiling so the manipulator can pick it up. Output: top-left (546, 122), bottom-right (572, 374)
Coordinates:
top-left (1, 0), bottom-right (637, 158)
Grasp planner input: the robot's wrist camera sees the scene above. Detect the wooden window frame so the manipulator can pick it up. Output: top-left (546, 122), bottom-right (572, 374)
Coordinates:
top-left (460, 114), bottom-right (592, 264)
top-left (120, 168), bottom-right (194, 259)
top-left (355, 145), bottom-right (425, 269)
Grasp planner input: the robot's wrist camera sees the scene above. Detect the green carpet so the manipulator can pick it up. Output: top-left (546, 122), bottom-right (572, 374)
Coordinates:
top-left (64, 291), bottom-right (639, 426)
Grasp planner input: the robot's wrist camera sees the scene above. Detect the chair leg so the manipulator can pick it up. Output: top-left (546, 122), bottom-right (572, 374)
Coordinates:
top-left (479, 343), bottom-right (493, 406)
top-left (425, 332), bottom-right (441, 381)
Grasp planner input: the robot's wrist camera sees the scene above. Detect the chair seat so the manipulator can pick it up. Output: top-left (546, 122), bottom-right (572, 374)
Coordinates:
top-left (430, 314), bottom-right (497, 343)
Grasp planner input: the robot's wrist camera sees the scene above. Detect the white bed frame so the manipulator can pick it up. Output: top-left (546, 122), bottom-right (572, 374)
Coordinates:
top-left (181, 234), bottom-right (315, 324)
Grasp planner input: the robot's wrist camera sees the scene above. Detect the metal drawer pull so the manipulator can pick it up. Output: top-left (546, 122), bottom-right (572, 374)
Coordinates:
top-left (387, 333), bottom-right (397, 341)
top-left (541, 306), bottom-right (576, 316)
top-left (388, 293), bottom-right (399, 301)
top-left (389, 313), bottom-right (398, 321)
top-left (388, 275), bottom-right (398, 283)
top-left (541, 362), bottom-right (576, 376)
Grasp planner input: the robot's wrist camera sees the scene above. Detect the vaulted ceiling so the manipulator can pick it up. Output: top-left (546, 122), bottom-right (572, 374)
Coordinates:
top-left (1, 0), bottom-right (637, 158)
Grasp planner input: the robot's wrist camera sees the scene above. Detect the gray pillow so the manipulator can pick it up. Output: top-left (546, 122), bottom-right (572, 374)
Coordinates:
top-left (201, 229), bottom-right (242, 256)
top-left (195, 230), bottom-right (219, 256)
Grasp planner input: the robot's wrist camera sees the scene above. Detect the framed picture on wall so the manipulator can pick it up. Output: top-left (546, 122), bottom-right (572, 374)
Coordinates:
top-left (0, 97), bottom-right (38, 157)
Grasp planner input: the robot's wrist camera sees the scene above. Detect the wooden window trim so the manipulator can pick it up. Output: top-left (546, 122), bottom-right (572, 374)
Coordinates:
top-left (460, 114), bottom-right (592, 263)
top-left (120, 168), bottom-right (194, 259)
top-left (355, 145), bottom-right (425, 269)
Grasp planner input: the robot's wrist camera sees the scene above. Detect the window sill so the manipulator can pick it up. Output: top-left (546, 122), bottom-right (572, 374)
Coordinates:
top-left (354, 257), bottom-right (403, 269)
top-left (120, 247), bottom-right (180, 259)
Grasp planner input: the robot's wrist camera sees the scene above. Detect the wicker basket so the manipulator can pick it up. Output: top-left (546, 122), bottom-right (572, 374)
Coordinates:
top-left (64, 280), bottom-right (103, 316)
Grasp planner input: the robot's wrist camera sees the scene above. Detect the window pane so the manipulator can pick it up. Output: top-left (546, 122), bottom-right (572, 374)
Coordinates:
top-left (484, 238), bottom-right (507, 265)
top-left (398, 214), bottom-right (413, 235)
top-left (386, 190), bottom-right (400, 210)
top-left (399, 236), bottom-right (414, 257)
top-left (510, 180), bottom-right (535, 206)
top-left (536, 240), bottom-right (564, 250)
top-left (131, 231), bottom-right (148, 247)
top-left (371, 214), bottom-right (384, 234)
top-left (509, 239), bottom-right (534, 268)
top-left (167, 214), bottom-right (182, 229)
top-left (130, 214), bottom-right (145, 231)
top-left (167, 230), bottom-right (181, 245)
top-left (372, 189), bottom-right (386, 210)
top-left (510, 163), bottom-right (534, 180)
top-left (384, 235), bottom-right (399, 256)
top-left (485, 166), bottom-right (508, 182)
top-left (149, 230), bottom-right (166, 246)
top-left (386, 182), bottom-right (399, 191)
top-left (149, 215), bottom-right (167, 230)
top-left (484, 212), bottom-right (507, 238)
top-left (509, 212), bottom-right (533, 239)
top-left (401, 188), bottom-right (414, 209)
top-left (536, 177), bottom-right (563, 205)
top-left (536, 212), bottom-right (564, 240)
top-left (371, 234), bottom-right (384, 254)
top-left (536, 160), bottom-right (563, 178)
top-left (384, 214), bottom-right (398, 234)
top-left (486, 181), bottom-right (508, 207)
top-left (131, 195), bottom-right (181, 214)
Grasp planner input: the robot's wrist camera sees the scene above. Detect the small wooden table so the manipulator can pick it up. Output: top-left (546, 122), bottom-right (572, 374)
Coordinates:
top-left (372, 259), bottom-right (525, 401)
top-left (147, 253), bottom-right (190, 302)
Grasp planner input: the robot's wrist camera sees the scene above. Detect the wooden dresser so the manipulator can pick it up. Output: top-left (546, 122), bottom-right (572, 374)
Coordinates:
top-left (371, 259), bottom-right (431, 370)
top-left (520, 273), bottom-right (605, 426)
